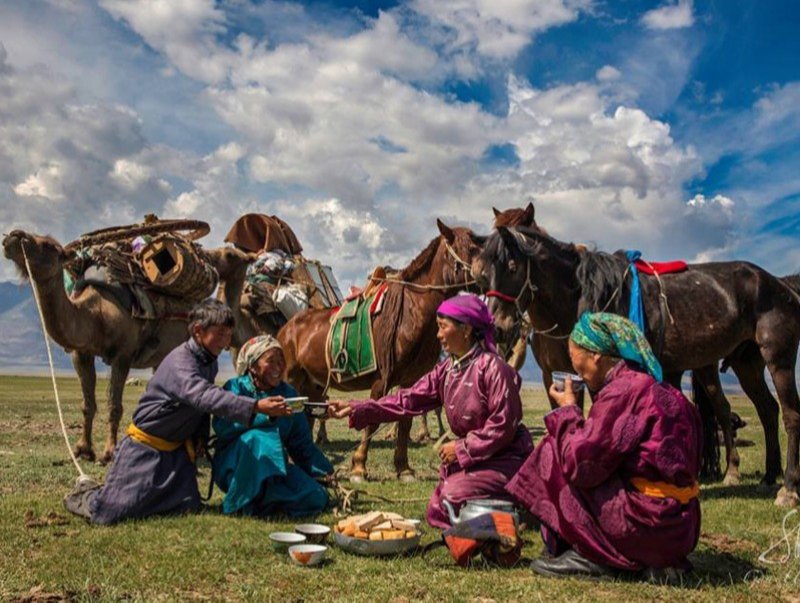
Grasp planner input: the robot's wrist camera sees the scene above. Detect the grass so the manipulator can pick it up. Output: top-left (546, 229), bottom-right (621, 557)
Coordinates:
top-left (1, 375), bottom-right (800, 602)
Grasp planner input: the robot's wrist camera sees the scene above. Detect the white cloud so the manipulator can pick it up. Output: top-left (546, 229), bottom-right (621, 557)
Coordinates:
top-left (641, 0), bottom-right (694, 31)
top-left (412, 0), bottom-right (590, 60)
top-left (596, 65), bottom-right (621, 82)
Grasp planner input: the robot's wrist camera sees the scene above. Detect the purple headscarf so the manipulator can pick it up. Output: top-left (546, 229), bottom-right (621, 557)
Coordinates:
top-left (437, 294), bottom-right (497, 354)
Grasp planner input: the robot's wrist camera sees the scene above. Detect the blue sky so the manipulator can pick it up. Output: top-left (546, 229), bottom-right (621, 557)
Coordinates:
top-left (1, 0), bottom-right (799, 289)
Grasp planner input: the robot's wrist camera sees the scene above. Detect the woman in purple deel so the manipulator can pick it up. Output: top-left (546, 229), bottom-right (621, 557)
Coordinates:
top-left (328, 293), bottom-right (533, 529)
top-left (507, 312), bottom-right (702, 581)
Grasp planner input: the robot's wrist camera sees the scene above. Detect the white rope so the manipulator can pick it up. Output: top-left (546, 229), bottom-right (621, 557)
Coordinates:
top-left (22, 242), bottom-right (86, 478)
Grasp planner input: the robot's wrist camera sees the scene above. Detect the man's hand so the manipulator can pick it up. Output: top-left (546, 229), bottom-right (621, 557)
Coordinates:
top-left (438, 441), bottom-right (458, 465)
top-left (255, 396), bottom-right (292, 417)
top-left (327, 400), bottom-right (353, 419)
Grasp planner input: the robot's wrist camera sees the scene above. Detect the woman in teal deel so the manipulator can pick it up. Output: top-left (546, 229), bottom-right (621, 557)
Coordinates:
top-left (212, 335), bottom-right (334, 516)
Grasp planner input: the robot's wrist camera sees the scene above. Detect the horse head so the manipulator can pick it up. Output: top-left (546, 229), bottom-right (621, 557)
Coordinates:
top-left (435, 219), bottom-right (485, 291)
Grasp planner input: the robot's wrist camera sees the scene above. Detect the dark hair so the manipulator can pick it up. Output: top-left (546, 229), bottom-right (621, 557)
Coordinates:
top-left (188, 299), bottom-right (235, 335)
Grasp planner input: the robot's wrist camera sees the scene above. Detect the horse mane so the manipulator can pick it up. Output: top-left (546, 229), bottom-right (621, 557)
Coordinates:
top-left (399, 228), bottom-right (476, 282)
top-left (400, 236), bottom-right (441, 281)
top-left (576, 249), bottom-right (632, 314)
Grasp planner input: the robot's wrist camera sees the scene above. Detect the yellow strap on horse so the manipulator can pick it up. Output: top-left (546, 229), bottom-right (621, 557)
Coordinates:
top-left (630, 477), bottom-right (699, 504)
top-left (126, 423), bottom-right (196, 463)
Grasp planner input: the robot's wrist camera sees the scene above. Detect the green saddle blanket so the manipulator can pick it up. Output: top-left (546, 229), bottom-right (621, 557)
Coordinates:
top-left (328, 287), bottom-right (385, 381)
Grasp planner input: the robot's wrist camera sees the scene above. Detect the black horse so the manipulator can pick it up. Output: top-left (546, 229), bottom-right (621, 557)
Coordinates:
top-left (473, 224), bottom-right (800, 507)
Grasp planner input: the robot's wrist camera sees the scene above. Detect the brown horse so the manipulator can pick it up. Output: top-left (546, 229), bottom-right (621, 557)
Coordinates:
top-left (473, 223), bottom-right (800, 507)
top-left (278, 220), bottom-right (485, 481)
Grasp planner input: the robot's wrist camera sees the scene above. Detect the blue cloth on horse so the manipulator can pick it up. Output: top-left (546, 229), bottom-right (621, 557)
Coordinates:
top-left (625, 250), bottom-right (646, 332)
top-left (89, 338), bottom-right (256, 525)
top-left (212, 376), bottom-right (333, 517)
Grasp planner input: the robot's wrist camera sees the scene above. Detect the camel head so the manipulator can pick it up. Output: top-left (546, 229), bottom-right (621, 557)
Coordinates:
top-left (2, 230), bottom-right (69, 281)
top-left (203, 246), bottom-right (257, 281)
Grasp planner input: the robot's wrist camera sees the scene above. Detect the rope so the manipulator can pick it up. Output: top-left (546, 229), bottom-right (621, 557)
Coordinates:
top-left (22, 242), bottom-right (86, 478)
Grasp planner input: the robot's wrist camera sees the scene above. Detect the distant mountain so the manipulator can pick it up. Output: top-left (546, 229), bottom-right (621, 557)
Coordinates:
top-left (0, 282), bottom-right (75, 372)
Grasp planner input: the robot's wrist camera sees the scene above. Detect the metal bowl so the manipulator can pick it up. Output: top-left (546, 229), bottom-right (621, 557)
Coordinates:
top-left (333, 530), bottom-right (421, 556)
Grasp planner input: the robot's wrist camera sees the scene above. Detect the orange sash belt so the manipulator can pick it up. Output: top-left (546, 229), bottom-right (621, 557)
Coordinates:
top-left (630, 477), bottom-right (699, 504)
top-left (126, 423), bottom-right (196, 463)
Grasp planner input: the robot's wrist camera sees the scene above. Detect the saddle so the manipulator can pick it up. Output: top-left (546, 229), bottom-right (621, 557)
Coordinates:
top-left (327, 273), bottom-right (389, 383)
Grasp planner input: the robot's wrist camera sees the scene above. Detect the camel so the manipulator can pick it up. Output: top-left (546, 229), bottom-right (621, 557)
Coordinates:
top-left (2, 230), bottom-right (190, 463)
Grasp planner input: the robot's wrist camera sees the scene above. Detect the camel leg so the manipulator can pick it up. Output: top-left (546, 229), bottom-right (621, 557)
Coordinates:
top-left (695, 365), bottom-right (740, 485)
top-left (71, 351), bottom-right (97, 462)
top-left (728, 352), bottom-right (782, 487)
top-left (101, 358), bottom-right (131, 465)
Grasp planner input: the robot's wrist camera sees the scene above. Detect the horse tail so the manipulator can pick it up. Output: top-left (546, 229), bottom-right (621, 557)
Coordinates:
top-left (692, 372), bottom-right (722, 482)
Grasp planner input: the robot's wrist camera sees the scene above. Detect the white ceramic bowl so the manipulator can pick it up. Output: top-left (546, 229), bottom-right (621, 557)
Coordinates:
top-left (288, 544), bottom-right (328, 567)
top-left (294, 523), bottom-right (331, 544)
top-left (269, 531), bottom-right (306, 551)
top-left (551, 371), bottom-right (585, 392)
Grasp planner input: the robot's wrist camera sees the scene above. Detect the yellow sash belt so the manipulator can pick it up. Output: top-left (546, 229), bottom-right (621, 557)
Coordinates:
top-left (630, 477), bottom-right (699, 504)
top-left (126, 423), bottom-right (196, 463)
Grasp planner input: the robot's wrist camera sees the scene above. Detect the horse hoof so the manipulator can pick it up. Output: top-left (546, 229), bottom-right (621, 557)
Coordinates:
top-left (722, 473), bottom-right (741, 487)
top-left (774, 486), bottom-right (800, 508)
top-left (398, 471), bottom-right (416, 483)
top-left (349, 474), bottom-right (366, 484)
top-left (315, 436), bottom-right (330, 446)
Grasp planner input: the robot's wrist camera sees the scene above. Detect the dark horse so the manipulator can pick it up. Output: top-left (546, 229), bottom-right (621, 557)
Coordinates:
top-left (278, 220), bottom-right (484, 481)
top-left (489, 203), bottom-right (777, 485)
top-left (473, 224), bottom-right (800, 506)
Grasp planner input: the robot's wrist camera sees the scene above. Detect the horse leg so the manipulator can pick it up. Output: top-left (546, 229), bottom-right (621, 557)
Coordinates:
top-left (394, 416), bottom-right (415, 482)
top-left (760, 344), bottom-right (800, 507)
top-left (727, 351), bottom-right (782, 488)
top-left (415, 411), bottom-right (432, 443)
top-left (435, 406), bottom-right (445, 438)
top-left (101, 357), bottom-right (131, 465)
top-left (350, 425), bottom-right (374, 483)
top-left (695, 365), bottom-right (739, 485)
top-left (383, 422), bottom-right (399, 441)
top-left (314, 419), bottom-right (329, 446)
top-left (71, 351), bottom-right (97, 462)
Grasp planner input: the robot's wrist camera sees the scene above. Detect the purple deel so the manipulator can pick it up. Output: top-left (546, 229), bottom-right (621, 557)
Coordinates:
top-left (349, 346), bottom-right (533, 529)
top-left (506, 361), bottom-right (703, 570)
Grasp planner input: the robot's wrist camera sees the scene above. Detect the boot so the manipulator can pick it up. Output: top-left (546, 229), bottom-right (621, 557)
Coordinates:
top-left (63, 475), bottom-right (100, 520)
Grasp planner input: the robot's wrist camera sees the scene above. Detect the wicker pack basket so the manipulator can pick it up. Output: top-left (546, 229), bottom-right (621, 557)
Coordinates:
top-left (138, 235), bottom-right (218, 302)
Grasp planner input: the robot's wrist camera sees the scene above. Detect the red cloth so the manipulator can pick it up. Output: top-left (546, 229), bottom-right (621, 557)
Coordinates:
top-left (634, 260), bottom-right (687, 275)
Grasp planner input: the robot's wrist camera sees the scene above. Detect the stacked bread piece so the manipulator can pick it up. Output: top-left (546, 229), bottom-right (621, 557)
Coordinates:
top-left (334, 511), bottom-right (419, 541)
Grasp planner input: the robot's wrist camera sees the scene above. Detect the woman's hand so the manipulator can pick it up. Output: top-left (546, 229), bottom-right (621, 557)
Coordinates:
top-left (548, 378), bottom-right (578, 408)
top-left (255, 396), bottom-right (292, 417)
top-left (438, 441), bottom-right (458, 465)
top-left (327, 400), bottom-right (353, 419)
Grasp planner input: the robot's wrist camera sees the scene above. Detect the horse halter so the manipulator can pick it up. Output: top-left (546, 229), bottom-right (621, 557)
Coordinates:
top-left (443, 240), bottom-right (477, 289)
top-left (485, 253), bottom-right (538, 321)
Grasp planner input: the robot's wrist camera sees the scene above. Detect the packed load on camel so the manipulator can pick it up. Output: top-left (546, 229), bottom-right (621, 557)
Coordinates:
top-left (224, 213), bottom-right (344, 330)
top-left (62, 215), bottom-right (219, 319)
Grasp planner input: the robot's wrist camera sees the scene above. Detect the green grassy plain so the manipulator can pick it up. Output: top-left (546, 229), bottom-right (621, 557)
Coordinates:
top-left (1, 375), bottom-right (799, 602)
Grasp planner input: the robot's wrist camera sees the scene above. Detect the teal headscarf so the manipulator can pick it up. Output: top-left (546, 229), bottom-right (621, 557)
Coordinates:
top-left (570, 312), bottom-right (663, 382)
